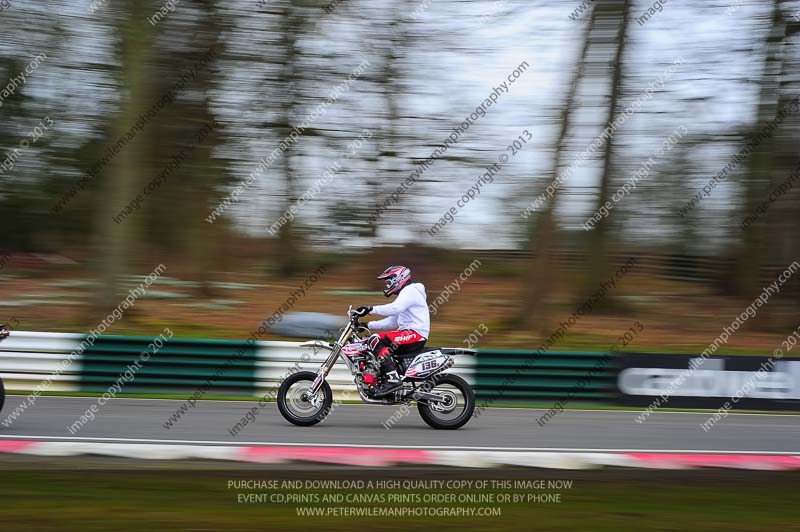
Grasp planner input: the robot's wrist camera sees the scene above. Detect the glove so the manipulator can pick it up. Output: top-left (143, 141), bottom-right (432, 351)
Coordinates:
top-left (354, 306), bottom-right (372, 317)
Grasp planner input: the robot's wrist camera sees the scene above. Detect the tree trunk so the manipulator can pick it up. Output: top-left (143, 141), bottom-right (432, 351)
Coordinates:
top-left (277, 1), bottom-right (301, 277)
top-left (368, 6), bottom-right (406, 239)
top-left (95, 0), bottom-right (153, 314)
top-left (734, 0), bottom-right (785, 297)
top-left (521, 3), bottom-right (598, 329)
top-left (585, 0), bottom-right (631, 294)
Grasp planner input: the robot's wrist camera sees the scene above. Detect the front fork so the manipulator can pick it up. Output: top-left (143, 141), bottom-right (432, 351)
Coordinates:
top-left (308, 342), bottom-right (343, 395)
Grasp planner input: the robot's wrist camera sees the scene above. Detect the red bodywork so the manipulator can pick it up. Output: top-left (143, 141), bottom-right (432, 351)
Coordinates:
top-left (341, 341), bottom-right (369, 358)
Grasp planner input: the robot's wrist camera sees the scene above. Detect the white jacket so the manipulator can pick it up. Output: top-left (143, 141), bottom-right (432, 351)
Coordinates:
top-left (367, 283), bottom-right (430, 339)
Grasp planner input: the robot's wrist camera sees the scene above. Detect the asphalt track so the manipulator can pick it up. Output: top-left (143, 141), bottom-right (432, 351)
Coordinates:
top-left (0, 395), bottom-right (798, 453)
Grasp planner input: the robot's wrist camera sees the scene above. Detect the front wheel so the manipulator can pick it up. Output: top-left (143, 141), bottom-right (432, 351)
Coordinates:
top-left (417, 373), bottom-right (475, 430)
top-left (277, 371), bottom-right (333, 427)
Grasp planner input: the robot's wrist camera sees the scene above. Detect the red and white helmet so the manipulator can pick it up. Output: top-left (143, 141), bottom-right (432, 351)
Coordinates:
top-left (377, 265), bottom-right (411, 297)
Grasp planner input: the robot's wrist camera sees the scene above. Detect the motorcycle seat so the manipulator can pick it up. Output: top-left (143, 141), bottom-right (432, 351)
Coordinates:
top-left (394, 346), bottom-right (439, 359)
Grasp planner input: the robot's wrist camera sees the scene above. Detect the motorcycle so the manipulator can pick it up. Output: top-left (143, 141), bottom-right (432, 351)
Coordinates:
top-left (0, 324), bottom-right (8, 413)
top-left (277, 307), bottom-right (476, 430)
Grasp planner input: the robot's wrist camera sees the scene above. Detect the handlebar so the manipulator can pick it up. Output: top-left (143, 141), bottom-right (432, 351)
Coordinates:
top-left (349, 312), bottom-right (365, 328)
top-left (345, 306), bottom-right (370, 339)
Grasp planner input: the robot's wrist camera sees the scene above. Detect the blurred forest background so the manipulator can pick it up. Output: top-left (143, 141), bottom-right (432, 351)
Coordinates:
top-left (0, 0), bottom-right (799, 352)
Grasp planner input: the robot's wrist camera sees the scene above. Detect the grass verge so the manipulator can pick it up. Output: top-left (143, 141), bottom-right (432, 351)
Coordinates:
top-left (0, 463), bottom-right (797, 531)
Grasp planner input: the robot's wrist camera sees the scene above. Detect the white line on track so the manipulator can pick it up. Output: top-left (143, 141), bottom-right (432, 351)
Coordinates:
top-left (0, 434), bottom-right (798, 454)
top-left (7, 395), bottom-right (800, 417)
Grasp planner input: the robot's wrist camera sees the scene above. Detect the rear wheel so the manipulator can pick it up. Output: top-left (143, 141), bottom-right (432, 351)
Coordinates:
top-left (417, 373), bottom-right (474, 430)
top-left (277, 371), bottom-right (333, 427)
top-left (0, 377), bottom-right (4, 414)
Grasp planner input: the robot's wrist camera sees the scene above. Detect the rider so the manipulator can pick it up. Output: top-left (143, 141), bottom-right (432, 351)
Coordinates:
top-left (353, 266), bottom-right (429, 396)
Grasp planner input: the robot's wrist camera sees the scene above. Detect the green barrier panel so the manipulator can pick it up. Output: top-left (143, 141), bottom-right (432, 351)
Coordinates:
top-left (79, 335), bottom-right (258, 396)
top-left (474, 350), bottom-right (618, 405)
top-left (76, 336), bottom-right (616, 404)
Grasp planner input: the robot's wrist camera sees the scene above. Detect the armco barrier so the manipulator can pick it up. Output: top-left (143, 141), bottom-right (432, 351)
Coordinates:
top-left (8, 333), bottom-right (800, 411)
top-left (0, 332), bottom-right (476, 401)
top-left (0, 332), bottom-right (85, 392)
top-left (80, 335), bottom-right (259, 396)
top-left (475, 349), bottom-right (617, 404)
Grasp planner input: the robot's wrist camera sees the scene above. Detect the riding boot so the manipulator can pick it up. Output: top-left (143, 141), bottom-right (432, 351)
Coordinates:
top-left (374, 356), bottom-right (403, 397)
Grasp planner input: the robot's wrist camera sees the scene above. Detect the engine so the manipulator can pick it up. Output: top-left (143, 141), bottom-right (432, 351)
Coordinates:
top-left (362, 366), bottom-right (379, 386)
top-left (356, 357), bottom-right (382, 395)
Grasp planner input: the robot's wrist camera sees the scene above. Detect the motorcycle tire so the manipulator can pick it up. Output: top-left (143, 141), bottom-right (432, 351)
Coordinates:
top-left (417, 373), bottom-right (475, 430)
top-left (277, 371), bottom-right (334, 427)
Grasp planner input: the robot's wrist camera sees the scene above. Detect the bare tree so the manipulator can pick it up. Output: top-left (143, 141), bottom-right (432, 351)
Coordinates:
top-left (585, 0), bottom-right (632, 293)
top-left (734, 0), bottom-right (788, 297)
top-left (521, 3), bottom-right (598, 328)
top-left (95, 0), bottom-right (155, 312)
